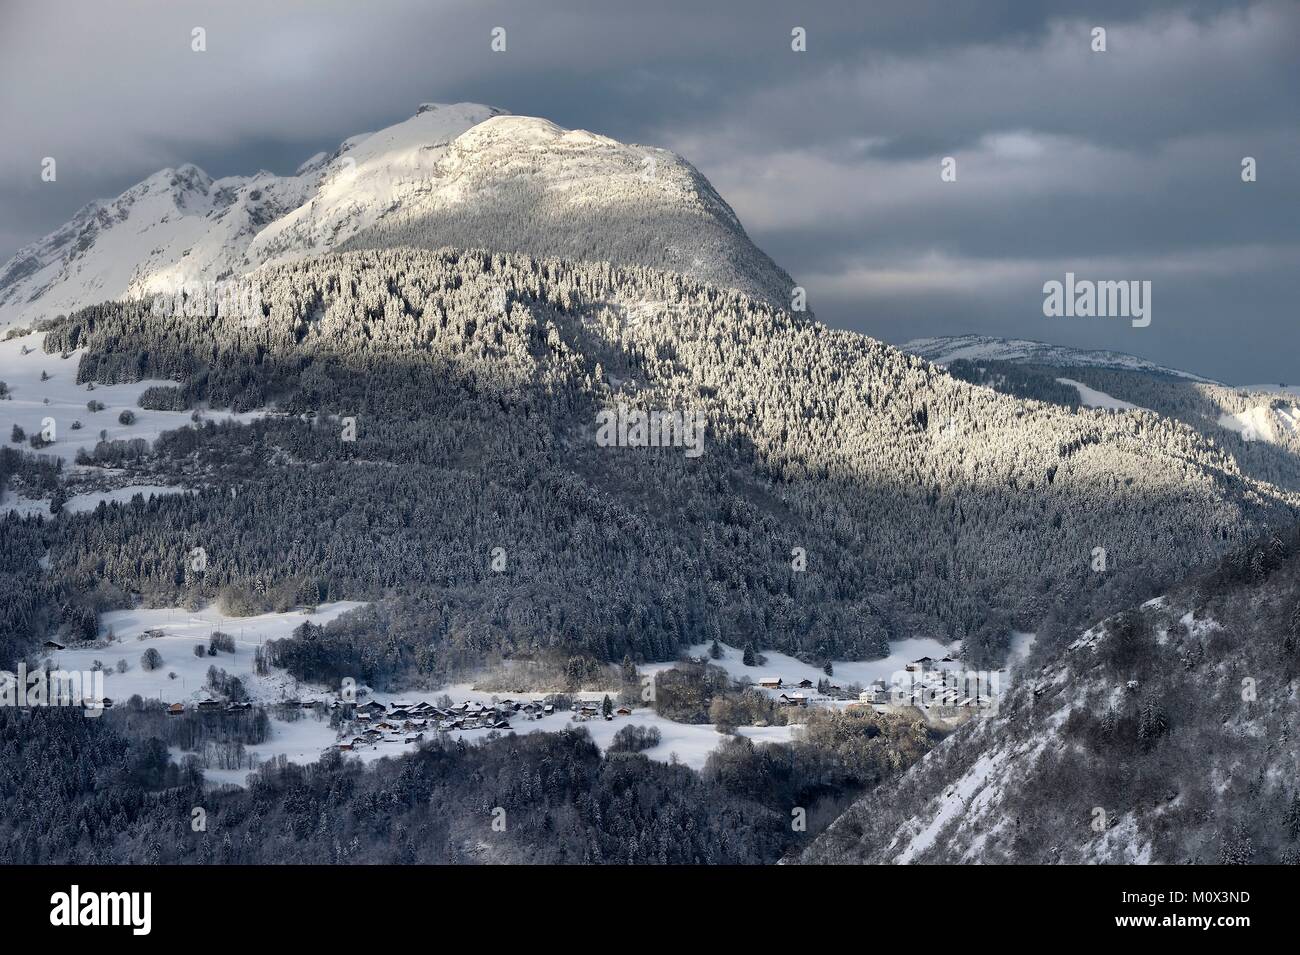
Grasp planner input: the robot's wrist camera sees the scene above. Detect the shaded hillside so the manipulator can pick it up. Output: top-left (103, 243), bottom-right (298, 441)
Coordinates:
top-left (801, 526), bottom-right (1300, 864)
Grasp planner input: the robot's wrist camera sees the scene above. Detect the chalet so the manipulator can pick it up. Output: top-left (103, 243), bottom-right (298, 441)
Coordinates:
top-left (758, 677), bottom-right (783, 689)
top-left (404, 733), bottom-right (424, 744)
top-left (226, 701), bottom-right (252, 711)
top-left (167, 703), bottom-right (185, 716)
top-left (43, 640), bottom-right (65, 651)
top-left (907, 657), bottom-right (935, 672)
top-left (543, 704), bottom-right (554, 715)
top-left (779, 693), bottom-right (808, 707)
top-left (615, 706), bottom-right (632, 716)
top-left (336, 743), bottom-right (354, 751)
top-left (197, 698), bottom-right (223, 710)
top-left (391, 700), bottom-right (415, 710)
top-left (492, 720), bottom-right (511, 730)
top-left (358, 700), bottom-right (386, 715)
top-left (797, 679), bottom-right (814, 689)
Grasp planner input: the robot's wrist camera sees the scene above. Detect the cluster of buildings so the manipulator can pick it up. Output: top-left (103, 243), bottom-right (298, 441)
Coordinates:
top-left (754, 675), bottom-right (817, 707)
top-left (337, 698), bottom-right (515, 749)
top-left (166, 699), bottom-right (254, 715)
top-left (751, 656), bottom-right (1005, 719)
top-left (331, 696), bottom-right (635, 751)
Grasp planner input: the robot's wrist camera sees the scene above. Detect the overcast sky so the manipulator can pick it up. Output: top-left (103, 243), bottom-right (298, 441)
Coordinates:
top-left (1, 0), bottom-right (1296, 382)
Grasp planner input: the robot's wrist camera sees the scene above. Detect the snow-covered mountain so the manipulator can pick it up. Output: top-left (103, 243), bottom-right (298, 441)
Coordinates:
top-left (337, 112), bottom-right (794, 304)
top-left (0, 103), bottom-right (792, 330)
top-left (0, 164), bottom-right (312, 328)
top-left (902, 334), bottom-right (1219, 383)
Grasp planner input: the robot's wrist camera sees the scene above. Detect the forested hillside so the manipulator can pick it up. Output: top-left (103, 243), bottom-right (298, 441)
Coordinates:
top-left (16, 246), bottom-right (1296, 677)
top-left (801, 526), bottom-right (1300, 865)
top-left (947, 359), bottom-right (1300, 493)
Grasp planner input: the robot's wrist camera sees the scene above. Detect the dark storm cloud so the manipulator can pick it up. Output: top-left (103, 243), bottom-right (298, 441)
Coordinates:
top-left (0, 0), bottom-right (1294, 381)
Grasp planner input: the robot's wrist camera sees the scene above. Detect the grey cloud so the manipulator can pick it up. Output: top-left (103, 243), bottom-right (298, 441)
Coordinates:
top-left (0, 0), bottom-right (1294, 381)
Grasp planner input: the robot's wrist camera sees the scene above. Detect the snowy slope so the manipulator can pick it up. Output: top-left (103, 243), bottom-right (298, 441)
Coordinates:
top-left (1217, 402), bottom-right (1300, 443)
top-left (1054, 377), bottom-right (1144, 412)
top-left (244, 103), bottom-right (505, 269)
top-left (0, 103), bottom-right (792, 331)
top-left (340, 113), bottom-right (794, 304)
top-left (903, 335), bottom-right (1219, 383)
top-left (0, 331), bottom-right (264, 453)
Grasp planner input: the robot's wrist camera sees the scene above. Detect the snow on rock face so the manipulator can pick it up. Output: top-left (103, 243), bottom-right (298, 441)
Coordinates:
top-left (0, 165), bottom-right (217, 326)
top-left (0, 102), bottom-right (792, 331)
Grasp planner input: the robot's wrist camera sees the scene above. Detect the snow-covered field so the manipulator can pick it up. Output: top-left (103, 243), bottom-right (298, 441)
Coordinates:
top-left (0, 331), bottom-right (263, 466)
top-left (195, 696), bottom-right (797, 788)
top-left (48, 601), bottom-right (370, 704)
top-left (61, 484), bottom-right (193, 514)
top-left (1239, 383), bottom-right (1300, 397)
top-left (649, 637), bottom-right (958, 694)
top-left (1217, 403), bottom-right (1298, 444)
top-left (44, 602), bottom-right (800, 786)
top-left (0, 331), bottom-right (267, 515)
top-left (4, 483), bottom-right (193, 519)
top-left (1055, 377), bottom-right (1143, 412)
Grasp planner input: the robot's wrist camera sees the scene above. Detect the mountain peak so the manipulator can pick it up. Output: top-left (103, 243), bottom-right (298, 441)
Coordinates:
top-left (0, 101), bottom-right (790, 329)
